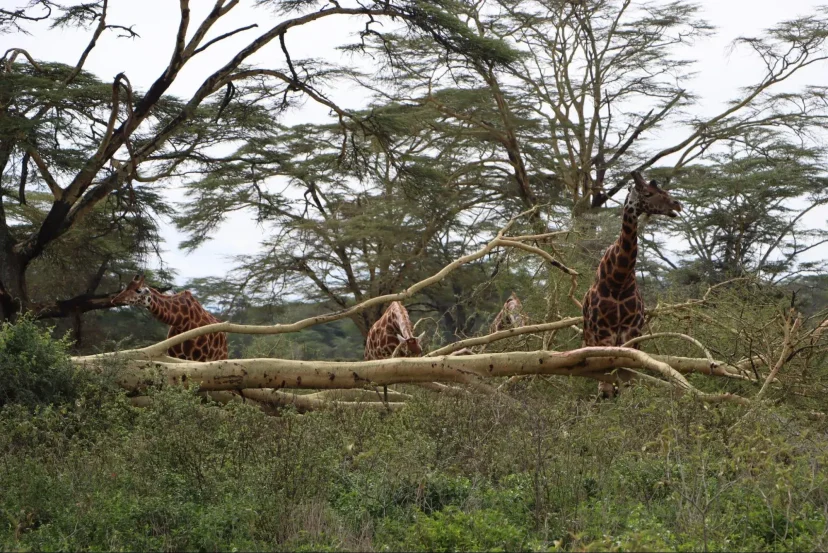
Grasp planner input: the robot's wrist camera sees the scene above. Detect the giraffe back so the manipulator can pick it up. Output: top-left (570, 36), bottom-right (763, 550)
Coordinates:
top-left (164, 291), bottom-right (228, 362)
top-left (364, 301), bottom-right (422, 360)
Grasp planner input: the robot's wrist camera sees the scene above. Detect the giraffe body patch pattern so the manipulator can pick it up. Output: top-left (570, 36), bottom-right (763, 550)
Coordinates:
top-left (364, 301), bottom-right (422, 360)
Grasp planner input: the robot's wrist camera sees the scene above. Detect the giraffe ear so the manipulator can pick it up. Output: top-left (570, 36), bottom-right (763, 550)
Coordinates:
top-left (416, 331), bottom-right (426, 342)
top-left (396, 333), bottom-right (406, 342)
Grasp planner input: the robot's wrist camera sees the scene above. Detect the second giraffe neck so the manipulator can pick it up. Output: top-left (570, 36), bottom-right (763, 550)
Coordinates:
top-left (145, 289), bottom-right (195, 327)
top-left (389, 306), bottom-right (413, 338)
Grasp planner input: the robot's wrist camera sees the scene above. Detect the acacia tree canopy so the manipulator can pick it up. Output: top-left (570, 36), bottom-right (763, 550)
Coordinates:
top-left (0, 0), bottom-right (515, 322)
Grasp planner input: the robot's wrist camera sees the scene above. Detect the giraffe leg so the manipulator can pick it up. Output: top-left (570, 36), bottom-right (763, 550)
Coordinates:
top-left (597, 367), bottom-right (637, 399)
top-left (598, 380), bottom-right (617, 399)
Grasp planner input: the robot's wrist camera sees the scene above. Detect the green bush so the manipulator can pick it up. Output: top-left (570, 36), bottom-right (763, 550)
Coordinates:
top-left (0, 315), bottom-right (81, 409)
top-left (0, 339), bottom-right (827, 551)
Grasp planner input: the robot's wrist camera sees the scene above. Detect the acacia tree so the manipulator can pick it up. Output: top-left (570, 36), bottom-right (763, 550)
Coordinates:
top-left (0, 0), bottom-right (510, 321)
top-left (653, 137), bottom-right (828, 284)
top-left (507, 0), bottom-right (828, 209)
top-left (357, 0), bottom-right (828, 211)
top-left (175, 100), bottom-right (518, 336)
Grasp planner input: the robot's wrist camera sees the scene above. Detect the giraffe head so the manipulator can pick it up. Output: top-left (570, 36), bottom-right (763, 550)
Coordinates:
top-left (505, 292), bottom-right (527, 326)
top-left (111, 273), bottom-right (152, 307)
top-left (628, 171), bottom-right (682, 217)
top-left (395, 331), bottom-right (424, 356)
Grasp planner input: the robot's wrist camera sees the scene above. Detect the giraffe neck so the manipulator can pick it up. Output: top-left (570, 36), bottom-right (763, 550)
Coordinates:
top-left (602, 199), bottom-right (640, 287)
top-left (142, 289), bottom-right (181, 326)
top-left (389, 303), bottom-right (414, 338)
top-left (143, 288), bottom-right (211, 328)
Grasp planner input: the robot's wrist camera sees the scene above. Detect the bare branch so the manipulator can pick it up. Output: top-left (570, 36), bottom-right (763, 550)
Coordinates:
top-left (192, 23), bottom-right (258, 55)
top-left (25, 146), bottom-right (62, 200)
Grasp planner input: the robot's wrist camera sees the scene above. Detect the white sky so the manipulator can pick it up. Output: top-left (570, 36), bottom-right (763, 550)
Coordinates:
top-left (2, 0), bottom-right (827, 284)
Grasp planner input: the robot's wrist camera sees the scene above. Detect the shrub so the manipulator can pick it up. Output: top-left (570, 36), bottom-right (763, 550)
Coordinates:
top-left (0, 315), bottom-right (80, 409)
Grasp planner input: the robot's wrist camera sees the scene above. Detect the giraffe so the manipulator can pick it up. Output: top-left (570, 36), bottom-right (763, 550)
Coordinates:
top-left (489, 292), bottom-right (529, 334)
top-left (364, 301), bottom-right (424, 400)
top-left (364, 301), bottom-right (424, 361)
top-left (450, 292), bottom-right (529, 357)
top-left (111, 274), bottom-right (228, 362)
top-left (582, 171), bottom-right (682, 397)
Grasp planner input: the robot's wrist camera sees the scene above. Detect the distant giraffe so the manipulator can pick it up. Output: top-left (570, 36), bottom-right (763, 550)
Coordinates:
top-left (364, 301), bottom-right (423, 361)
top-left (451, 293), bottom-right (529, 357)
top-left (111, 274), bottom-right (227, 362)
top-left (582, 171), bottom-right (682, 397)
top-left (489, 292), bottom-right (529, 334)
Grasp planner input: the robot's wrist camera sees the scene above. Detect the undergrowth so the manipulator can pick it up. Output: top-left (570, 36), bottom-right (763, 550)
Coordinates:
top-left (2, 308), bottom-right (828, 551)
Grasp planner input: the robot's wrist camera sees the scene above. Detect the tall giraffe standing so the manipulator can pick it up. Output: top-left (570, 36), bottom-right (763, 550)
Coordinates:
top-left (582, 171), bottom-right (682, 397)
top-left (111, 274), bottom-right (228, 362)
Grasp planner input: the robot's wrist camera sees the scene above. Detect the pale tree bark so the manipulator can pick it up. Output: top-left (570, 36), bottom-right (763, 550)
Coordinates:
top-left (78, 346), bottom-right (771, 408)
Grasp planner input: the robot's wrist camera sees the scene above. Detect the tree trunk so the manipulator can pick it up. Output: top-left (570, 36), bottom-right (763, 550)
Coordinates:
top-left (0, 248), bottom-right (27, 322)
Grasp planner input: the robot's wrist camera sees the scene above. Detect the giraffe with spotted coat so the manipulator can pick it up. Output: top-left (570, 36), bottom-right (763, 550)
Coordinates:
top-left (111, 273), bottom-right (227, 362)
top-left (582, 171), bottom-right (682, 397)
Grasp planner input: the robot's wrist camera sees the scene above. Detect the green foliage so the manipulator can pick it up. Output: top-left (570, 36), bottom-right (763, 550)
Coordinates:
top-left (664, 141), bottom-right (828, 282)
top-left (380, 506), bottom-right (532, 552)
top-left (1, 373), bottom-right (827, 551)
top-left (0, 315), bottom-right (81, 408)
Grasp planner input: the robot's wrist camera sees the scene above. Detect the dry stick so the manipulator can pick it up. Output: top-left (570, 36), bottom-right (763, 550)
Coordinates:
top-left (648, 277), bottom-right (754, 336)
top-left (75, 208), bottom-right (577, 362)
top-left (238, 389), bottom-right (406, 412)
top-left (427, 317), bottom-right (582, 357)
top-left (728, 311), bottom-right (803, 432)
top-left (416, 382), bottom-right (469, 396)
top-left (103, 347), bottom-right (752, 406)
top-left (755, 310), bottom-right (802, 401)
top-left (130, 389), bottom-right (407, 414)
top-left (307, 389), bottom-right (412, 402)
top-left (812, 315), bottom-right (828, 342)
top-left (622, 333), bottom-right (716, 369)
top-left (503, 230), bottom-right (574, 242)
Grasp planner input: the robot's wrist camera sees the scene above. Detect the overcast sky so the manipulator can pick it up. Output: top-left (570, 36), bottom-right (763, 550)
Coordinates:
top-left (2, 0), bottom-right (827, 284)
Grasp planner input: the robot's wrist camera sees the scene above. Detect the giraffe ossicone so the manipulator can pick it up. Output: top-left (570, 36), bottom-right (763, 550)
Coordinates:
top-left (582, 171), bottom-right (682, 398)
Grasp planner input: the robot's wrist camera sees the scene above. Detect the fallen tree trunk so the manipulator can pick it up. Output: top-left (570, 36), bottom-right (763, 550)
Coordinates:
top-left (129, 388), bottom-right (408, 414)
top-left (76, 346), bottom-right (757, 405)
